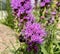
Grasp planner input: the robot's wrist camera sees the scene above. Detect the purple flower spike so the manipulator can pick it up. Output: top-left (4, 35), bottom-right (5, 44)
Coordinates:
top-left (22, 22), bottom-right (46, 44)
top-left (11, 0), bottom-right (35, 24)
top-left (44, 0), bottom-right (50, 3)
top-left (11, 0), bottom-right (32, 17)
top-left (40, 2), bottom-right (45, 7)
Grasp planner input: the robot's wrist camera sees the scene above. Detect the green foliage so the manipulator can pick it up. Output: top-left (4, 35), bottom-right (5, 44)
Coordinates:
top-left (1, 0), bottom-right (15, 29)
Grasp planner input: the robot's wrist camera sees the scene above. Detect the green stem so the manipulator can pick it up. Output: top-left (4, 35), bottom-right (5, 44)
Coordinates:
top-left (49, 42), bottom-right (54, 54)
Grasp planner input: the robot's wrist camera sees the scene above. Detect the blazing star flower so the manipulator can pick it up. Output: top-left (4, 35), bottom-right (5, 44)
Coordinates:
top-left (11, 0), bottom-right (35, 24)
top-left (21, 22), bottom-right (46, 53)
top-left (11, 0), bottom-right (32, 17)
top-left (40, 2), bottom-right (45, 7)
top-left (40, 0), bottom-right (51, 7)
top-left (21, 22), bottom-right (46, 44)
top-left (44, 0), bottom-right (50, 3)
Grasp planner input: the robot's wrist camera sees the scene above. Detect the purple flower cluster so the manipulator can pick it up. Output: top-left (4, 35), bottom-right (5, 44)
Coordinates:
top-left (11, 0), bottom-right (34, 24)
top-left (11, 0), bottom-right (32, 16)
top-left (11, 0), bottom-right (46, 44)
top-left (11, 0), bottom-right (47, 53)
top-left (22, 22), bottom-right (46, 44)
top-left (40, 0), bottom-right (51, 7)
top-left (21, 22), bottom-right (46, 53)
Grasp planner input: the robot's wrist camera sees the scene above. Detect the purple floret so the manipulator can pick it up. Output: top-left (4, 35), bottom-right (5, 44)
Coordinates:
top-left (40, 2), bottom-right (45, 7)
top-left (11, 0), bottom-right (32, 17)
top-left (40, 0), bottom-right (51, 7)
top-left (22, 22), bottom-right (46, 44)
top-left (44, 0), bottom-right (50, 3)
top-left (11, 0), bottom-right (35, 24)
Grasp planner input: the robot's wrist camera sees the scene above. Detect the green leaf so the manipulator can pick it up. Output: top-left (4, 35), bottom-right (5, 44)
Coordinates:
top-left (41, 45), bottom-right (48, 54)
